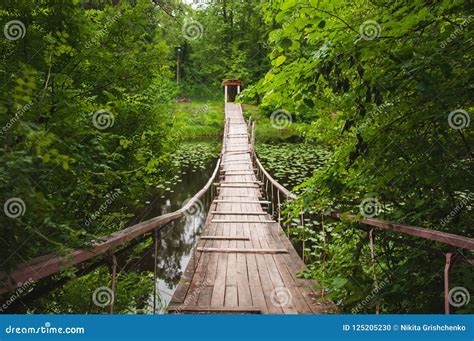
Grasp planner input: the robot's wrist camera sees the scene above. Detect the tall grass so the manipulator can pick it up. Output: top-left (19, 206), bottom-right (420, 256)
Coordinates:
top-left (173, 101), bottom-right (225, 139)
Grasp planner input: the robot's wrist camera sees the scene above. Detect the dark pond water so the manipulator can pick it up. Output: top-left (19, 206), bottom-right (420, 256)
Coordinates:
top-left (3, 141), bottom-right (219, 314)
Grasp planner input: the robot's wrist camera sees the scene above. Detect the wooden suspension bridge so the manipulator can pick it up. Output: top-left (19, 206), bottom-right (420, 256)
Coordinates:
top-left (0, 102), bottom-right (473, 314)
top-left (167, 103), bottom-right (335, 314)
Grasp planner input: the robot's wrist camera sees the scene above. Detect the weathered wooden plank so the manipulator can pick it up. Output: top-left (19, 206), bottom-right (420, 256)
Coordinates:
top-left (221, 181), bottom-right (262, 184)
top-left (197, 247), bottom-right (289, 254)
top-left (168, 306), bottom-right (262, 314)
top-left (211, 211), bottom-right (266, 215)
top-left (211, 219), bottom-right (275, 223)
top-left (214, 200), bottom-right (270, 204)
top-left (200, 236), bottom-right (250, 241)
top-left (220, 171), bottom-right (257, 175)
top-left (210, 253), bottom-right (228, 307)
top-left (236, 253), bottom-right (252, 307)
top-left (218, 184), bottom-right (260, 188)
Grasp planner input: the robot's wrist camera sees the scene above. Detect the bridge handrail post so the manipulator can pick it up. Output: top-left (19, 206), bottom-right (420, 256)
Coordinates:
top-left (369, 229), bottom-right (380, 314)
top-left (277, 190), bottom-right (281, 225)
top-left (108, 252), bottom-right (117, 315)
top-left (153, 229), bottom-right (158, 314)
top-left (444, 252), bottom-right (454, 314)
top-left (300, 212), bottom-right (305, 263)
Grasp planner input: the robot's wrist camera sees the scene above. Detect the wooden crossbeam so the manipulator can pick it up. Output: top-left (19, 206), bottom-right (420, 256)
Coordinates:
top-left (212, 219), bottom-right (275, 223)
top-left (213, 200), bottom-right (270, 204)
top-left (220, 172), bottom-right (256, 176)
top-left (221, 181), bottom-right (262, 184)
top-left (220, 169), bottom-right (257, 172)
top-left (225, 153), bottom-right (250, 157)
top-left (211, 211), bottom-right (267, 215)
top-left (196, 247), bottom-right (288, 254)
top-left (221, 162), bottom-right (253, 166)
top-left (217, 195), bottom-right (263, 198)
top-left (167, 306), bottom-right (262, 314)
top-left (219, 184), bottom-right (259, 188)
top-left (200, 236), bottom-right (250, 240)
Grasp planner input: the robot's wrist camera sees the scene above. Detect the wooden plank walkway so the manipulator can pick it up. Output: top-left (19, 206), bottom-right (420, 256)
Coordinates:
top-left (168, 103), bottom-right (336, 314)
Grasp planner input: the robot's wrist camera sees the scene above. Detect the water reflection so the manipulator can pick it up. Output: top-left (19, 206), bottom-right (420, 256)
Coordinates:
top-left (110, 160), bottom-right (215, 314)
top-left (1, 143), bottom-right (218, 314)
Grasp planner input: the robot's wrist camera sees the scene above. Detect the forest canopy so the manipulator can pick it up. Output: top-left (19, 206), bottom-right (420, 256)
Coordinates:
top-left (0, 0), bottom-right (472, 314)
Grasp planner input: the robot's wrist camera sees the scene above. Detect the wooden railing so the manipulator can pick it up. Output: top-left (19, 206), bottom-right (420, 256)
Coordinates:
top-left (0, 157), bottom-right (222, 304)
top-left (247, 119), bottom-right (473, 314)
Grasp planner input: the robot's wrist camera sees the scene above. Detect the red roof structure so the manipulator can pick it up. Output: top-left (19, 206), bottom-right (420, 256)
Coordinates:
top-left (223, 78), bottom-right (243, 86)
top-left (223, 79), bottom-right (243, 103)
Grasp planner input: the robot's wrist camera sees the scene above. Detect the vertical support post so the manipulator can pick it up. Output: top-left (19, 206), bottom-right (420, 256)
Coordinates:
top-left (224, 85), bottom-right (228, 104)
top-left (153, 230), bottom-right (158, 314)
top-left (109, 253), bottom-right (117, 315)
top-left (300, 212), bottom-right (305, 263)
top-left (237, 85), bottom-right (241, 94)
top-left (369, 229), bottom-right (380, 314)
top-left (271, 184), bottom-right (274, 217)
top-left (265, 177), bottom-right (269, 199)
top-left (287, 210), bottom-right (290, 237)
top-left (444, 252), bottom-right (453, 314)
top-left (320, 212), bottom-right (326, 298)
top-left (277, 190), bottom-right (281, 224)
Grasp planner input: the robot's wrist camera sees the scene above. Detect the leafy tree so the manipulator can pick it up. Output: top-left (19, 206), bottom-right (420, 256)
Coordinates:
top-left (251, 0), bottom-right (473, 313)
top-left (0, 0), bottom-right (180, 270)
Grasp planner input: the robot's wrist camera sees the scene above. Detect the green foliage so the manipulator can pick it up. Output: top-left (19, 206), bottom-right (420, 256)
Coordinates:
top-left (255, 0), bottom-right (473, 313)
top-left (1, 0), bottom-right (472, 315)
top-left (242, 104), bottom-right (307, 142)
top-left (179, 0), bottom-right (270, 99)
top-left (0, 0), bottom-right (181, 270)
